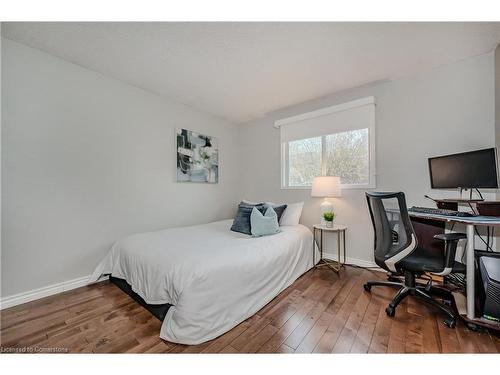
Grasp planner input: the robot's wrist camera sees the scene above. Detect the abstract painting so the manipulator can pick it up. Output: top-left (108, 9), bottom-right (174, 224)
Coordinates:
top-left (176, 128), bottom-right (219, 183)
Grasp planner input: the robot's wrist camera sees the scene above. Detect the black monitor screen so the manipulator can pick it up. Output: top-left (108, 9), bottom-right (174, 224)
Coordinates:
top-left (428, 148), bottom-right (499, 189)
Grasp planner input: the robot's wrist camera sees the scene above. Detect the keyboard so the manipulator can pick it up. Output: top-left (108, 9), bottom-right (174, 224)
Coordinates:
top-left (408, 206), bottom-right (476, 217)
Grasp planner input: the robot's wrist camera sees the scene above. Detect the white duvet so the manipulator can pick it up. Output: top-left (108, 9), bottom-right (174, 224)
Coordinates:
top-left (89, 219), bottom-right (313, 345)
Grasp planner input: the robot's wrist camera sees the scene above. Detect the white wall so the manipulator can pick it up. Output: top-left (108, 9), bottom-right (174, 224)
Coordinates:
top-left (1, 39), bottom-right (240, 297)
top-left (1, 37), bottom-right (496, 300)
top-left (496, 45), bottom-right (500, 201)
top-left (239, 52), bottom-right (496, 263)
top-left (0, 32), bottom-right (3, 298)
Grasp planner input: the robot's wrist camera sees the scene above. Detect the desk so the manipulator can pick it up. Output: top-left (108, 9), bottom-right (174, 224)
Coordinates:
top-left (408, 211), bottom-right (500, 327)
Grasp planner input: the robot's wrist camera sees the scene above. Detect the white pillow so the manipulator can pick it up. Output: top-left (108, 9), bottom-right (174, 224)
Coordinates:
top-left (280, 202), bottom-right (304, 226)
top-left (241, 199), bottom-right (260, 205)
top-left (242, 199), bottom-right (276, 206)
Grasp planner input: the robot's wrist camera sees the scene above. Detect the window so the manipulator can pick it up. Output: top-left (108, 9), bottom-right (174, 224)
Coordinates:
top-left (278, 97), bottom-right (375, 189)
top-left (288, 136), bottom-right (322, 187)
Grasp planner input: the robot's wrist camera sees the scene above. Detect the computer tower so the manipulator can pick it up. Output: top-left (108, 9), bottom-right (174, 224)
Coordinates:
top-left (475, 250), bottom-right (500, 321)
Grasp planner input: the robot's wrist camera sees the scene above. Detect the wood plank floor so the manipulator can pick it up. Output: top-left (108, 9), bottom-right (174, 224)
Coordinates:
top-left (1, 266), bottom-right (499, 353)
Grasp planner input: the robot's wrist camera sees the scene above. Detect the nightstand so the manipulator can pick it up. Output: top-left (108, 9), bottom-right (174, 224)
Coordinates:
top-left (312, 224), bottom-right (347, 273)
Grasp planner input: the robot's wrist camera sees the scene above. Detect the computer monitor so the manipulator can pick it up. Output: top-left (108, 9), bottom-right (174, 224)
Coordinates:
top-left (428, 148), bottom-right (499, 189)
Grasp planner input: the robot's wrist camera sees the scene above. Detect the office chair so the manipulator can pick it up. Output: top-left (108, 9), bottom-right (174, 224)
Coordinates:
top-left (364, 192), bottom-right (466, 328)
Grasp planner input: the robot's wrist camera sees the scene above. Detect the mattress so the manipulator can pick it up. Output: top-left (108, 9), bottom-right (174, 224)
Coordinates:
top-left (89, 219), bottom-right (313, 344)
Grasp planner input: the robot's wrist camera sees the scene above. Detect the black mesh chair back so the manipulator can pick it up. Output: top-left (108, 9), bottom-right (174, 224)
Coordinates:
top-left (365, 192), bottom-right (417, 272)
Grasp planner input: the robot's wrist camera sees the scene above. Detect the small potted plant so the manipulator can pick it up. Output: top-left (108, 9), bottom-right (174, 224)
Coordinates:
top-left (323, 212), bottom-right (334, 228)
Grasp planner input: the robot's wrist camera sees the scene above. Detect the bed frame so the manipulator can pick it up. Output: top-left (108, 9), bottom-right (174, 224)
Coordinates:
top-left (110, 276), bottom-right (171, 321)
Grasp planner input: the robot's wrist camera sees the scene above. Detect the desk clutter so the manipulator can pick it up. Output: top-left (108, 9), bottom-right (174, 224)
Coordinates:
top-left (431, 197), bottom-right (500, 217)
top-left (410, 196), bottom-right (500, 329)
top-left (367, 191), bottom-right (500, 333)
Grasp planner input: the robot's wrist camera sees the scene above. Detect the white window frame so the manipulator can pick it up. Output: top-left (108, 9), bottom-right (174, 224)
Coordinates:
top-left (276, 97), bottom-right (376, 190)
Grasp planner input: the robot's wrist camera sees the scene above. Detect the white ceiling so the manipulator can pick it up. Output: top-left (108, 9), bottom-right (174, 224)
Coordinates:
top-left (3, 22), bottom-right (500, 124)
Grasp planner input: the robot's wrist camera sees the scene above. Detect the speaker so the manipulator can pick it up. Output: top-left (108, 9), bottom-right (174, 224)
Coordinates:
top-left (475, 250), bottom-right (500, 321)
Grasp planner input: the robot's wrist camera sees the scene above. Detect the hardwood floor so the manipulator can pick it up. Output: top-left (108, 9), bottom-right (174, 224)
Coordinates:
top-left (1, 266), bottom-right (499, 353)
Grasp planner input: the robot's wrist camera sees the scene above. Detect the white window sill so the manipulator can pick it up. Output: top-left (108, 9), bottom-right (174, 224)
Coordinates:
top-left (281, 183), bottom-right (376, 190)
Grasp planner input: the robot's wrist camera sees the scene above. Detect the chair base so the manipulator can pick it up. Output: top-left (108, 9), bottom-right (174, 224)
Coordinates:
top-left (363, 271), bottom-right (457, 328)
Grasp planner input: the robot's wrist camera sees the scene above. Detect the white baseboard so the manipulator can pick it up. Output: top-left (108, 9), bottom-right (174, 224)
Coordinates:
top-left (322, 252), bottom-right (383, 271)
top-left (0, 275), bottom-right (108, 310)
top-left (0, 253), bottom-right (380, 310)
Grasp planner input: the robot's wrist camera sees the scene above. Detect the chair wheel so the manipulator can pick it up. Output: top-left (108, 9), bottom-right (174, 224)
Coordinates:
top-left (444, 318), bottom-right (456, 328)
top-left (363, 284), bottom-right (371, 292)
top-left (385, 306), bottom-right (395, 317)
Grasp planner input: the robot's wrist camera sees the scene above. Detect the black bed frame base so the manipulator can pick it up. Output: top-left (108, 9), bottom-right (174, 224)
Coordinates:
top-left (109, 276), bottom-right (171, 321)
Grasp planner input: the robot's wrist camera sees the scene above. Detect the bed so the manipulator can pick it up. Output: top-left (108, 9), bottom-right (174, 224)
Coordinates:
top-left (88, 219), bottom-right (313, 345)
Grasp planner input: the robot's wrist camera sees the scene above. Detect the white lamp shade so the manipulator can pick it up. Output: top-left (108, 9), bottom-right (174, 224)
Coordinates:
top-left (311, 176), bottom-right (341, 197)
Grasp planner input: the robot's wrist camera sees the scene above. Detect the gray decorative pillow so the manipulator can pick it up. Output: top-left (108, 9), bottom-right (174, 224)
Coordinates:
top-left (231, 202), bottom-right (266, 235)
top-left (265, 204), bottom-right (287, 223)
top-left (242, 200), bottom-right (287, 224)
top-left (250, 207), bottom-right (281, 237)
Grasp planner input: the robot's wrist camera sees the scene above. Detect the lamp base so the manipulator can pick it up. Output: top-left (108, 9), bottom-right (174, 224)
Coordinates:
top-left (320, 199), bottom-right (334, 227)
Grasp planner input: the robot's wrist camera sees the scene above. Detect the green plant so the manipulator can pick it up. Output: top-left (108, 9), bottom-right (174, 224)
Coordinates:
top-left (323, 212), bottom-right (334, 222)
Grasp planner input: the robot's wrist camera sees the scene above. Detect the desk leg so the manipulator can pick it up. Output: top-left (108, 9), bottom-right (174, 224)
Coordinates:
top-left (466, 224), bottom-right (475, 320)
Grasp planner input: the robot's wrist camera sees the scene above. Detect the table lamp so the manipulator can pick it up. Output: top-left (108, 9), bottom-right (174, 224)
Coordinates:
top-left (311, 176), bottom-right (341, 227)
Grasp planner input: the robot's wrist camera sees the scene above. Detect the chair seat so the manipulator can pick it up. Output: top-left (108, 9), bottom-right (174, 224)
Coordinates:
top-left (397, 246), bottom-right (466, 274)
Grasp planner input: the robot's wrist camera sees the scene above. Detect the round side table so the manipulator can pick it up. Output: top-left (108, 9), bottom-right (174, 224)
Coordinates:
top-left (312, 224), bottom-right (348, 273)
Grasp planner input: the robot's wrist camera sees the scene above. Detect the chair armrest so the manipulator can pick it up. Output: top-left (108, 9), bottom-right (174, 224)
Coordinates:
top-left (433, 233), bottom-right (467, 242)
top-left (433, 232), bottom-right (466, 270)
